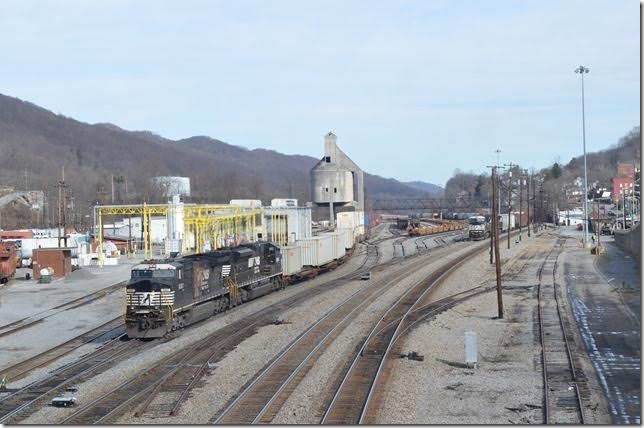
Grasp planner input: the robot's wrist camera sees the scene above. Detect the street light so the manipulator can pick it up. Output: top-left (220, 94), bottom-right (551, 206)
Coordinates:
top-left (575, 65), bottom-right (590, 246)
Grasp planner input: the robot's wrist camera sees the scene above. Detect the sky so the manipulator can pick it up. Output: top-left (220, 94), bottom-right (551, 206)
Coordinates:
top-left (0, 0), bottom-right (639, 187)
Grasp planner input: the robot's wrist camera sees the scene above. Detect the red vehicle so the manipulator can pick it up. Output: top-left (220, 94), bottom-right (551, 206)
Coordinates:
top-left (0, 242), bottom-right (20, 283)
top-left (576, 223), bottom-right (583, 231)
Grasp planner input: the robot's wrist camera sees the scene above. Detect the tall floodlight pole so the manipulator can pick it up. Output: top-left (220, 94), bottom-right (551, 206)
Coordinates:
top-left (575, 65), bottom-right (590, 246)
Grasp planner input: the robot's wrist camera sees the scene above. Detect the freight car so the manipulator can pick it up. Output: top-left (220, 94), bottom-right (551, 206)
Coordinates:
top-left (0, 242), bottom-right (20, 284)
top-left (124, 242), bottom-right (283, 338)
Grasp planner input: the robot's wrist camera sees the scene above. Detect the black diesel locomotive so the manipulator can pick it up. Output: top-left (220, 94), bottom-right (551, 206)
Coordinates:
top-left (125, 242), bottom-right (283, 338)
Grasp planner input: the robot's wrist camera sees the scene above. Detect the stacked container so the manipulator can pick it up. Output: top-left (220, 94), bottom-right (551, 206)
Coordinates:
top-left (335, 228), bottom-right (354, 249)
top-left (298, 235), bottom-right (334, 266)
top-left (328, 232), bottom-right (344, 259)
top-left (280, 244), bottom-right (302, 275)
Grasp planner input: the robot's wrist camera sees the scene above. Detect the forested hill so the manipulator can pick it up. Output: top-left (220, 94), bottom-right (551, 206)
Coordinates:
top-left (0, 93), bottom-right (442, 226)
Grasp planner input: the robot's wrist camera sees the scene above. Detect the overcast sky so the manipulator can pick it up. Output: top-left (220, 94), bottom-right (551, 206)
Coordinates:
top-left (0, 0), bottom-right (639, 186)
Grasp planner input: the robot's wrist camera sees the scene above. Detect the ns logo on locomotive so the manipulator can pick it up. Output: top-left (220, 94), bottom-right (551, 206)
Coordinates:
top-left (125, 242), bottom-right (283, 338)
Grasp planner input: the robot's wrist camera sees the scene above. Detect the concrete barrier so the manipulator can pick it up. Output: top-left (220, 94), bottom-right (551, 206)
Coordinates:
top-left (614, 223), bottom-right (641, 258)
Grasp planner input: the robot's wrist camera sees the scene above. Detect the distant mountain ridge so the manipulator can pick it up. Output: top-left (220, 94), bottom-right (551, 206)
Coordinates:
top-left (402, 180), bottom-right (444, 196)
top-left (0, 93), bottom-right (442, 228)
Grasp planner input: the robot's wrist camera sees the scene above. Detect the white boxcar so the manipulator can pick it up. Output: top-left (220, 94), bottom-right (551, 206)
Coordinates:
top-left (280, 244), bottom-right (302, 276)
top-left (298, 235), bottom-right (334, 266)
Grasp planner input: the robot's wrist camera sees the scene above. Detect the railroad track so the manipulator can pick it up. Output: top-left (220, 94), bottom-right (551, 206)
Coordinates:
top-left (213, 237), bottom-right (491, 424)
top-left (0, 333), bottom-right (155, 424)
top-left (52, 242), bottom-right (397, 424)
top-left (0, 281), bottom-right (126, 339)
top-left (0, 317), bottom-right (125, 384)
top-left (2, 227), bottom-right (464, 424)
top-left (320, 243), bottom-right (485, 424)
top-left (536, 237), bottom-right (585, 424)
top-left (211, 243), bottom-right (449, 424)
top-left (59, 317), bottom-right (266, 424)
top-left (61, 234), bottom-right (474, 424)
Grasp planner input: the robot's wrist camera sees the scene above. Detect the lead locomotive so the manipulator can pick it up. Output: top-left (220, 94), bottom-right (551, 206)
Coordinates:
top-left (125, 242), bottom-right (283, 338)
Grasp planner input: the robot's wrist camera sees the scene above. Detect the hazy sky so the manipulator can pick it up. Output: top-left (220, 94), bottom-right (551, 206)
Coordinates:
top-left (1, 0), bottom-right (639, 186)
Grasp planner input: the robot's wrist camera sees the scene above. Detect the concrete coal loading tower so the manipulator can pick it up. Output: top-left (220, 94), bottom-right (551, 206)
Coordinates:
top-left (310, 132), bottom-right (364, 226)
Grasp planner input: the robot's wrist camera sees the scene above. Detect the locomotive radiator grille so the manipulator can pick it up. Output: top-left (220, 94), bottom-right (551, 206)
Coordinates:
top-left (126, 289), bottom-right (175, 306)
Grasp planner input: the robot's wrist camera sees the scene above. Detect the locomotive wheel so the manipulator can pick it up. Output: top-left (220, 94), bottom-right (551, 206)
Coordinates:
top-left (178, 317), bottom-right (186, 329)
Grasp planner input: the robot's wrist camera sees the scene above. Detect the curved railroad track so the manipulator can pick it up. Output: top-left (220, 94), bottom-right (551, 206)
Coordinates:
top-left (211, 245), bottom-right (447, 424)
top-left (321, 243), bottom-right (485, 424)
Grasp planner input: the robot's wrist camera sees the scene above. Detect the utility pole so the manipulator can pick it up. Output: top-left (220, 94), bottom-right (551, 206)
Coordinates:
top-left (539, 188), bottom-right (544, 229)
top-left (526, 170), bottom-right (531, 237)
top-left (495, 149), bottom-right (502, 217)
top-left (57, 166), bottom-right (69, 248)
top-left (504, 163), bottom-right (514, 249)
top-left (491, 166), bottom-right (504, 319)
top-left (111, 174), bottom-right (115, 204)
top-left (519, 171), bottom-right (523, 241)
top-left (623, 189), bottom-right (627, 229)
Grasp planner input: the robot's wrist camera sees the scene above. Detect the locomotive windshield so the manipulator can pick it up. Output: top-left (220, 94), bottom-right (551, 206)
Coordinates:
top-left (131, 269), bottom-right (175, 278)
top-left (468, 216), bottom-right (486, 225)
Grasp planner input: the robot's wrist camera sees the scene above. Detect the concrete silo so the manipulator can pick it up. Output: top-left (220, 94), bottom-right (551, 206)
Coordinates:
top-left (310, 132), bottom-right (364, 226)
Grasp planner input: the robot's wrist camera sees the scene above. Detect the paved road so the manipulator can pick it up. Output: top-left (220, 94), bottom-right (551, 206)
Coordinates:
top-left (561, 230), bottom-right (640, 424)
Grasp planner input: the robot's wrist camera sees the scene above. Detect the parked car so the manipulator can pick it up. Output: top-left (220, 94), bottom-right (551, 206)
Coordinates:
top-left (576, 223), bottom-right (583, 231)
top-left (601, 225), bottom-right (613, 235)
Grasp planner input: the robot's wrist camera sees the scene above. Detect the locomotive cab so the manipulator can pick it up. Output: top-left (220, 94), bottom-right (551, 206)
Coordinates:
top-left (125, 262), bottom-right (179, 338)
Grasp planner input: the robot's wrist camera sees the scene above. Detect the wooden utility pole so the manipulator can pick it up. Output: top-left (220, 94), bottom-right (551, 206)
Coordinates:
top-left (506, 163), bottom-right (514, 249)
top-left (519, 171), bottom-right (523, 241)
top-left (491, 167), bottom-right (504, 318)
top-left (489, 209), bottom-right (494, 264)
top-left (527, 172), bottom-right (531, 237)
top-left (57, 166), bottom-right (68, 248)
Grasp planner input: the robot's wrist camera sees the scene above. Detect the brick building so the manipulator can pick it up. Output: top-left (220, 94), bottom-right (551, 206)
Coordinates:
top-left (611, 177), bottom-right (634, 203)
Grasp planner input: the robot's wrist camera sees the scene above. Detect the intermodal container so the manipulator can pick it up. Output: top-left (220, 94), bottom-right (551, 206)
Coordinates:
top-left (336, 228), bottom-right (354, 249)
top-left (328, 232), bottom-right (344, 259)
top-left (280, 244), bottom-right (302, 276)
top-left (298, 235), bottom-right (334, 266)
